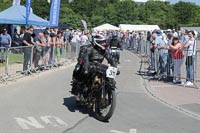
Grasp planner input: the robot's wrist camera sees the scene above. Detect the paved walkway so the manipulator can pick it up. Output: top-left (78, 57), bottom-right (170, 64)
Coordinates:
top-left (135, 50), bottom-right (200, 120)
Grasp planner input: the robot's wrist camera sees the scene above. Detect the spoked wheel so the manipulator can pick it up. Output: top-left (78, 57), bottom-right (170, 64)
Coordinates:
top-left (94, 89), bottom-right (116, 122)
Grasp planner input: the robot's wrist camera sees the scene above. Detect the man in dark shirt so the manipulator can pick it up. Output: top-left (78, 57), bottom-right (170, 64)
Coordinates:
top-left (22, 26), bottom-right (34, 72)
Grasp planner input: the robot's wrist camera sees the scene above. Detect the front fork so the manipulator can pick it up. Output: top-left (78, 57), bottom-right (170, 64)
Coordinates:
top-left (100, 78), bottom-right (116, 105)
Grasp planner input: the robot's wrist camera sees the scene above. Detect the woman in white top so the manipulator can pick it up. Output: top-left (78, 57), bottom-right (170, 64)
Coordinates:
top-left (183, 30), bottom-right (196, 86)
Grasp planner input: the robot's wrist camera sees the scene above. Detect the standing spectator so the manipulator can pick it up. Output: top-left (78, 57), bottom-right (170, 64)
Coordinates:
top-left (64, 29), bottom-right (72, 56)
top-left (0, 28), bottom-right (12, 63)
top-left (64, 29), bottom-right (72, 46)
top-left (12, 28), bottom-right (22, 47)
top-left (34, 32), bottom-right (45, 69)
top-left (55, 31), bottom-right (64, 64)
top-left (80, 30), bottom-right (89, 45)
top-left (22, 26), bottom-right (34, 72)
top-left (49, 27), bottom-right (57, 66)
top-left (181, 29), bottom-right (189, 44)
top-left (166, 33), bottom-right (174, 80)
top-left (172, 29), bottom-right (179, 38)
top-left (152, 32), bottom-right (168, 80)
top-left (71, 31), bottom-right (81, 58)
top-left (129, 32), bottom-right (133, 50)
top-left (147, 31), bottom-right (151, 42)
top-left (124, 30), bottom-right (129, 49)
top-left (20, 26), bottom-right (25, 39)
top-left (43, 30), bottom-right (51, 68)
top-left (182, 30), bottom-right (197, 86)
top-left (167, 37), bottom-right (184, 84)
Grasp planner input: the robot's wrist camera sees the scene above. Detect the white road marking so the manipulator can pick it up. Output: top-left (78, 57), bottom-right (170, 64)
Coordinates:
top-left (15, 116), bottom-right (68, 130)
top-left (130, 129), bottom-right (137, 133)
top-left (110, 129), bottom-right (137, 133)
top-left (151, 85), bottom-right (174, 88)
top-left (40, 116), bottom-right (68, 127)
top-left (110, 130), bottom-right (125, 133)
top-left (15, 117), bottom-right (45, 129)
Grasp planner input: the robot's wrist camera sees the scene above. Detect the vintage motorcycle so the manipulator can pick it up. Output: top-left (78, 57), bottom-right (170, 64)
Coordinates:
top-left (72, 64), bottom-right (118, 122)
top-left (110, 46), bottom-right (120, 65)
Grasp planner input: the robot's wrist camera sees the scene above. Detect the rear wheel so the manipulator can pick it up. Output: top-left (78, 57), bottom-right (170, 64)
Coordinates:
top-left (94, 89), bottom-right (116, 122)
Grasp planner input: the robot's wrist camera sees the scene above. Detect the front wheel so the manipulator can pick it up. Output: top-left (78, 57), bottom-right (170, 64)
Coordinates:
top-left (94, 89), bottom-right (116, 122)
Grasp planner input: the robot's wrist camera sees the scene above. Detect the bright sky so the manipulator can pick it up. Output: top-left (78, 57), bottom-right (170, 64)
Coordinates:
top-left (168, 0), bottom-right (200, 5)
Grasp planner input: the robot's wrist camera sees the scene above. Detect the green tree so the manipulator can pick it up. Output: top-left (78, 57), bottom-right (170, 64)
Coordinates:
top-left (114, 0), bottom-right (137, 25)
top-left (59, 6), bottom-right (82, 29)
top-left (173, 1), bottom-right (198, 26)
top-left (69, 0), bottom-right (98, 18)
top-left (192, 6), bottom-right (200, 26)
top-left (1, 0), bottom-right (200, 29)
top-left (135, 1), bottom-right (176, 29)
top-left (31, 0), bottom-right (50, 20)
top-left (0, 0), bottom-right (12, 11)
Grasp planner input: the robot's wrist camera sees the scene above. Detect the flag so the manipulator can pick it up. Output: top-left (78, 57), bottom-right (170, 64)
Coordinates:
top-left (13, 0), bottom-right (20, 5)
top-left (26, 0), bottom-right (32, 25)
top-left (49, 0), bottom-right (61, 26)
top-left (81, 20), bottom-right (87, 30)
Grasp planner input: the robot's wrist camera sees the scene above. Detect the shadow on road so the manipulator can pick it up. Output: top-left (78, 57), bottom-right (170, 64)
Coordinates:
top-left (63, 96), bottom-right (93, 116)
top-left (63, 96), bottom-right (110, 122)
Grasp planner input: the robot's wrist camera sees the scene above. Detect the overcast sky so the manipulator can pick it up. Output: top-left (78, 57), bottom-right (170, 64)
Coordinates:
top-left (168, 0), bottom-right (200, 5)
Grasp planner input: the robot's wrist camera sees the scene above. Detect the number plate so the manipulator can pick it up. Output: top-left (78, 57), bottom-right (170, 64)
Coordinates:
top-left (106, 66), bottom-right (117, 79)
top-left (111, 49), bottom-right (117, 52)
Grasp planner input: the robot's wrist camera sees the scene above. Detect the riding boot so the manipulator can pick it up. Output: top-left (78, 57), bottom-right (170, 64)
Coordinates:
top-left (70, 80), bottom-right (78, 95)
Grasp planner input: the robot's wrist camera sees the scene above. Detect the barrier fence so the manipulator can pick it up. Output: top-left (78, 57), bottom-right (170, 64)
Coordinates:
top-left (0, 43), bottom-right (78, 82)
top-left (130, 37), bottom-right (200, 88)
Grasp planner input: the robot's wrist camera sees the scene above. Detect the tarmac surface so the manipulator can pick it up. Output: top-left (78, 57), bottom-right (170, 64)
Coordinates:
top-left (135, 49), bottom-right (200, 121)
top-left (0, 49), bottom-right (200, 132)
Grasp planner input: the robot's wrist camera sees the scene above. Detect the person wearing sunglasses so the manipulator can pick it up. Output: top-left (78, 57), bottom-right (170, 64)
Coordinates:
top-left (22, 26), bottom-right (34, 73)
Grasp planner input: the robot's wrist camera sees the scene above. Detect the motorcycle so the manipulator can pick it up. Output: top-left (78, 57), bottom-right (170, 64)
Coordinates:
top-left (72, 63), bottom-right (118, 122)
top-left (110, 46), bottom-right (120, 64)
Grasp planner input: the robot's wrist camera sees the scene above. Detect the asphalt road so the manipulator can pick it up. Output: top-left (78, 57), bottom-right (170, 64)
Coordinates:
top-left (0, 50), bottom-right (200, 133)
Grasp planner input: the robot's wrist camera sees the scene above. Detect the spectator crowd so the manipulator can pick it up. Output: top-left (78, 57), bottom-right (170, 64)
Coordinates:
top-left (0, 26), bottom-right (199, 87)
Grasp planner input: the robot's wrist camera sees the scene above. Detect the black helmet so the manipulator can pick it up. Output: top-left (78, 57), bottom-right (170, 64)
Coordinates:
top-left (112, 32), bottom-right (118, 39)
top-left (93, 35), bottom-right (106, 50)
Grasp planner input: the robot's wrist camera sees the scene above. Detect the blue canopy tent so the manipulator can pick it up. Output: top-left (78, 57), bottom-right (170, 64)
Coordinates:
top-left (0, 5), bottom-right (49, 26)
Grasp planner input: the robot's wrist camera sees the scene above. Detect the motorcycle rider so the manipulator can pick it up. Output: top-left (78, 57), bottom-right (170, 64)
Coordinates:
top-left (108, 32), bottom-right (121, 64)
top-left (70, 34), bottom-right (118, 97)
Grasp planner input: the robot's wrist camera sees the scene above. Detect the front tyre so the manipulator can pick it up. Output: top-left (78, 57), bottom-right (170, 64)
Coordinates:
top-left (94, 90), bottom-right (116, 122)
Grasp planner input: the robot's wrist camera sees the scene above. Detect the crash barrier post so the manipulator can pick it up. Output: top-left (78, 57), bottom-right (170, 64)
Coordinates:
top-left (68, 42), bottom-right (77, 61)
top-left (132, 37), bottom-right (137, 50)
top-left (145, 41), bottom-right (152, 57)
top-left (140, 39), bottom-right (146, 56)
top-left (55, 44), bottom-right (67, 66)
top-left (194, 50), bottom-right (200, 88)
top-left (141, 39), bottom-right (152, 57)
top-left (0, 47), bottom-right (8, 81)
top-left (137, 38), bottom-right (141, 53)
top-left (6, 46), bottom-right (33, 78)
top-left (138, 40), bottom-right (154, 74)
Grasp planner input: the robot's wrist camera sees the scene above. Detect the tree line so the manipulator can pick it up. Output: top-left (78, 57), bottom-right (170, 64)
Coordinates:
top-left (0, 0), bottom-right (200, 30)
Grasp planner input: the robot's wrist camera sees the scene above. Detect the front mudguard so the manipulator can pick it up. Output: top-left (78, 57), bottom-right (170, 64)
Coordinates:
top-left (106, 78), bottom-right (117, 90)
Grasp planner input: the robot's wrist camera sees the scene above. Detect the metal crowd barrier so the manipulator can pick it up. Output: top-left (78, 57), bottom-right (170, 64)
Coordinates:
top-left (137, 39), bottom-right (200, 88)
top-left (0, 43), bottom-right (78, 82)
top-left (0, 47), bottom-right (8, 82)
